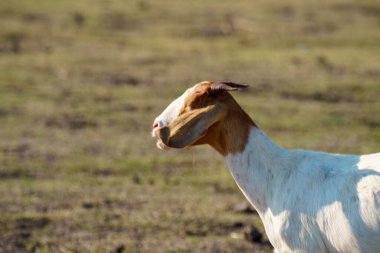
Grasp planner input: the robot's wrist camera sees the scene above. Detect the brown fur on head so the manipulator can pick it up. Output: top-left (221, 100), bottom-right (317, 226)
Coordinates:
top-left (155, 81), bottom-right (256, 156)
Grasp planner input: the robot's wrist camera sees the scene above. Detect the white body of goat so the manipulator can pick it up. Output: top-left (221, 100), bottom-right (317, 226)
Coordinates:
top-left (227, 128), bottom-right (380, 253)
top-left (152, 81), bottom-right (380, 253)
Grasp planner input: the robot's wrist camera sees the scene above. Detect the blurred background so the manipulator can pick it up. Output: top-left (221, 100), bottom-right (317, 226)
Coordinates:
top-left (0, 0), bottom-right (379, 252)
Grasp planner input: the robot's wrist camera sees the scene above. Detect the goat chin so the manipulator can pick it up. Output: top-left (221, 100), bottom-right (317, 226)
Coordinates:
top-left (156, 140), bottom-right (170, 150)
top-left (152, 129), bottom-right (170, 150)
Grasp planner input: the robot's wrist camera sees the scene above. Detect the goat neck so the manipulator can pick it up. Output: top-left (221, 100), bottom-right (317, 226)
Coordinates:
top-left (225, 127), bottom-right (289, 214)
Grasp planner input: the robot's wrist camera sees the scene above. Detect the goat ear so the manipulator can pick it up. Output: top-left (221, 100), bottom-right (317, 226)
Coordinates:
top-left (158, 105), bottom-right (225, 149)
top-left (210, 81), bottom-right (248, 93)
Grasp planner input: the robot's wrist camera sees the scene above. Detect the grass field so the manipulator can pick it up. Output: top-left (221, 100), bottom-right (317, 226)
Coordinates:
top-left (0, 0), bottom-right (379, 252)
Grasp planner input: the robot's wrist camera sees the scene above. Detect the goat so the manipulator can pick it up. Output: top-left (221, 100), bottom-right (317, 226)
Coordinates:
top-left (151, 81), bottom-right (380, 253)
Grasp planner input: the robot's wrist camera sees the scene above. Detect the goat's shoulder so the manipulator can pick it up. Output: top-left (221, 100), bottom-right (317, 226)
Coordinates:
top-left (280, 150), bottom-right (374, 201)
top-left (286, 149), bottom-right (357, 178)
top-left (357, 152), bottom-right (380, 172)
top-left (289, 149), bottom-right (380, 174)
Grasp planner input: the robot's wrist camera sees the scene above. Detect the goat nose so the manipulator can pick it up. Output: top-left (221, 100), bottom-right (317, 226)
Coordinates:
top-left (152, 120), bottom-right (162, 129)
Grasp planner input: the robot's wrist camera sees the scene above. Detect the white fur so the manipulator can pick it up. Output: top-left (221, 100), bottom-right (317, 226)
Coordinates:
top-left (226, 128), bottom-right (380, 253)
